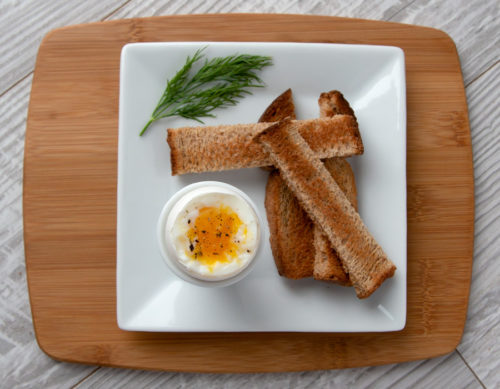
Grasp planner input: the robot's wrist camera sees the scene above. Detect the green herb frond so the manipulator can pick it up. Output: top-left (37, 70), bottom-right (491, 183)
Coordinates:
top-left (140, 48), bottom-right (272, 136)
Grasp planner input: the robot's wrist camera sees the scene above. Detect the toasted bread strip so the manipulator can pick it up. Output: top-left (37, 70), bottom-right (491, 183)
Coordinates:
top-left (258, 89), bottom-right (296, 172)
top-left (254, 119), bottom-right (396, 299)
top-left (266, 159), bottom-right (357, 281)
top-left (265, 170), bottom-right (315, 278)
top-left (312, 159), bottom-right (354, 285)
top-left (313, 226), bottom-right (350, 284)
top-left (263, 90), bottom-right (355, 283)
top-left (167, 115), bottom-right (362, 175)
top-left (313, 91), bottom-right (357, 284)
top-left (263, 90), bottom-right (314, 278)
top-left (259, 88), bottom-right (297, 122)
top-left (318, 90), bottom-right (355, 118)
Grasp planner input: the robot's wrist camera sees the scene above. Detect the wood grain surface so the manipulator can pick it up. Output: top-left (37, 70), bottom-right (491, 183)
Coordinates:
top-left (23, 14), bottom-right (474, 373)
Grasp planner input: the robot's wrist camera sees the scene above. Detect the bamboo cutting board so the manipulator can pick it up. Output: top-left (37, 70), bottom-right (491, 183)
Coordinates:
top-left (24, 14), bottom-right (474, 372)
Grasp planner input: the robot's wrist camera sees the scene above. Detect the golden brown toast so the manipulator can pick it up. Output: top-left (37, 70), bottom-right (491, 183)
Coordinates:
top-left (312, 159), bottom-right (354, 285)
top-left (261, 90), bottom-right (311, 278)
top-left (259, 88), bottom-right (297, 122)
top-left (255, 118), bottom-right (396, 299)
top-left (167, 115), bottom-right (362, 175)
top-left (264, 90), bottom-right (356, 284)
top-left (265, 170), bottom-right (315, 278)
top-left (266, 159), bottom-right (357, 281)
top-left (312, 91), bottom-right (357, 284)
top-left (318, 90), bottom-right (355, 118)
top-left (258, 88), bottom-right (296, 171)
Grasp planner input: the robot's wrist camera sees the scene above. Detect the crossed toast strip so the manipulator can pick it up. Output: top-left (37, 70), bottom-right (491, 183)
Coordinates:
top-left (167, 115), bottom-right (362, 175)
top-left (262, 90), bottom-right (354, 285)
top-left (314, 92), bottom-right (357, 285)
top-left (254, 117), bottom-right (396, 299)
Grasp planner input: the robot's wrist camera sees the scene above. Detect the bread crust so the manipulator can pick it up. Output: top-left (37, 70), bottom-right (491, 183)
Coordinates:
top-left (167, 116), bottom-right (363, 175)
top-left (255, 119), bottom-right (396, 299)
top-left (318, 90), bottom-right (355, 118)
top-left (263, 90), bottom-right (358, 284)
top-left (313, 226), bottom-right (350, 285)
top-left (265, 170), bottom-right (315, 278)
top-left (258, 89), bottom-right (296, 172)
top-left (312, 159), bottom-right (355, 285)
top-left (266, 158), bottom-right (358, 282)
top-left (259, 88), bottom-right (297, 122)
top-left (312, 91), bottom-right (358, 284)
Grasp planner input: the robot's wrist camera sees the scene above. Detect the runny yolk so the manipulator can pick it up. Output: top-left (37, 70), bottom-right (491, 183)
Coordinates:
top-left (186, 205), bottom-right (243, 266)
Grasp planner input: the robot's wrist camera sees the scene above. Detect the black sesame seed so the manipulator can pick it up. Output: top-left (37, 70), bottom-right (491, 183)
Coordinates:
top-left (189, 243), bottom-right (194, 251)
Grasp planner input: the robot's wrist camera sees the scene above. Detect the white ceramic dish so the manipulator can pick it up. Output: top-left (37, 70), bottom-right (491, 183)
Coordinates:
top-left (117, 42), bottom-right (407, 332)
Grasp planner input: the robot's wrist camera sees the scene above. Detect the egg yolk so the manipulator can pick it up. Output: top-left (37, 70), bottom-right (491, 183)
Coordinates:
top-left (186, 205), bottom-right (244, 266)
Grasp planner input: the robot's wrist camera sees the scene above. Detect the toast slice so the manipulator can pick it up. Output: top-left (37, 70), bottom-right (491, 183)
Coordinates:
top-left (313, 91), bottom-right (357, 284)
top-left (263, 89), bottom-right (312, 278)
top-left (167, 115), bottom-right (363, 175)
top-left (318, 90), bottom-right (355, 118)
top-left (264, 90), bottom-right (356, 284)
top-left (254, 119), bottom-right (396, 299)
top-left (258, 89), bottom-right (296, 171)
top-left (265, 169), bottom-right (315, 278)
top-left (312, 159), bottom-right (354, 285)
top-left (259, 88), bottom-right (297, 122)
top-left (266, 158), bottom-right (357, 281)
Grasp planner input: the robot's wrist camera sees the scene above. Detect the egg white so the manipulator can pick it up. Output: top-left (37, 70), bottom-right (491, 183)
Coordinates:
top-left (167, 190), bottom-right (258, 280)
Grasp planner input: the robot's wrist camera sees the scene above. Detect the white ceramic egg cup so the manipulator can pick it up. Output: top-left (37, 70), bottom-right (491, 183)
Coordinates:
top-left (157, 181), bottom-right (262, 288)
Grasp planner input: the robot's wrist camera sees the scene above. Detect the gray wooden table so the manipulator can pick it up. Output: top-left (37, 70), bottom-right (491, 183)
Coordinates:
top-left (1, 1), bottom-right (498, 388)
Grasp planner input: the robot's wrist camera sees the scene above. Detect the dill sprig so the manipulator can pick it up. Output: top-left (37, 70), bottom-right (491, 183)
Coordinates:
top-left (140, 48), bottom-right (273, 136)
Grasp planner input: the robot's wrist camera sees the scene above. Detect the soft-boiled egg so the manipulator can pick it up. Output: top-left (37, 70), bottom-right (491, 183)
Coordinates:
top-left (158, 182), bottom-right (260, 285)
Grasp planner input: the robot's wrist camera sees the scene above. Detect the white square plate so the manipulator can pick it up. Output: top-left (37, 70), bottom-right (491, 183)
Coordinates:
top-left (117, 42), bottom-right (406, 332)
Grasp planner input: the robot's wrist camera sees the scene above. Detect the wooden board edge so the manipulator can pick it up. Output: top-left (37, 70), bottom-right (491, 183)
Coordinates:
top-left (28, 12), bottom-right (464, 48)
top-left (37, 339), bottom-right (462, 373)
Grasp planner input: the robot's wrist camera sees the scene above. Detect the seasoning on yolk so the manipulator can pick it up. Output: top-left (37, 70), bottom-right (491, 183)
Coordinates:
top-left (186, 205), bottom-right (243, 266)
